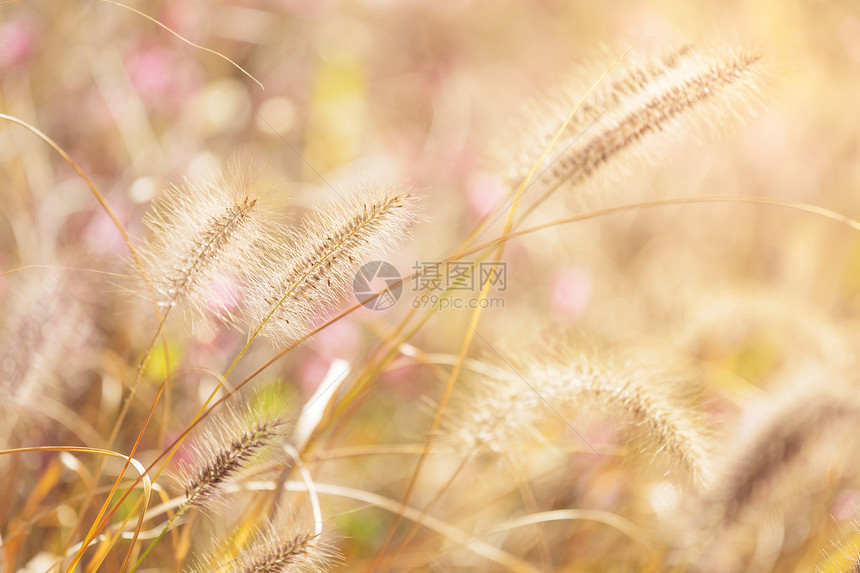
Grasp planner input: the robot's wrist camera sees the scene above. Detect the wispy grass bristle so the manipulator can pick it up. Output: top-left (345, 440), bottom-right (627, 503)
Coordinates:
top-left (498, 44), bottom-right (693, 189)
top-left (192, 521), bottom-right (339, 573)
top-left (179, 408), bottom-right (289, 509)
top-left (10, 16), bottom-right (839, 572)
top-left (232, 529), bottom-right (335, 573)
top-left (244, 182), bottom-right (416, 344)
top-left (710, 385), bottom-right (859, 525)
top-left (681, 382), bottom-right (860, 569)
top-left (0, 269), bottom-right (91, 444)
top-left (450, 348), bottom-right (713, 485)
top-left (494, 44), bottom-right (763, 219)
top-left (239, 531), bottom-right (315, 573)
top-left (138, 164), bottom-right (278, 325)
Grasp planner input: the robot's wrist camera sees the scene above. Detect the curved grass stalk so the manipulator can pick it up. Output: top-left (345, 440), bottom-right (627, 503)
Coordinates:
top-left (458, 43), bottom-right (645, 249)
top-left (1, 10), bottom-right (266, 560)
top-left (371, 42), bottom-right (650, 571)
top-left (283, 444), bottom-right (323, 538)
top-left (129, 413), bottom-right (287, 572)
top-left (94, 0), bottom-right (264, 90)
top-left (0, 265), bottom-right (132, 280)
top-left (0, 446), bottom-right (151, 572)
top-left (0, 114), bottom-right (141, 265)
top-left (237, 480), bottom-right (541, 573)
top-left (486, 509), bottom-right (650, 550)
top-left (106, 188), bottom-right (413, 563)
top-left (89, 192), bottom-right (860, 564)
top-left (0, 112), bottom-right (174, 573)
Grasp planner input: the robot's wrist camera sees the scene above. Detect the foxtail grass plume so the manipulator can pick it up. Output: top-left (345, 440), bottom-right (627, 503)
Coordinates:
top-left (191, 523), bottom-right (337, 573)
top-left (0, 269), bottom-right (92, 445)
top-left (449, 348), bottom-right (713, 485)
top-left (0, 270), bottom-right (90, 405)
top-left (138, 165), bottom-right (278, 325)
top-left (225, 530), bottom-right (334, 573)
top-left (682, 382), bottom-right (860, 570)
top-left (708, 384), bottom-right (860, 524)
top-left (244, 182), bottom-right (416, 345)
top-left (179, 408), bottom-right (289, 509)
top-left (494, 43), bottom-right (763, 218)
top-left (497, 44), bottom-right (693, 190)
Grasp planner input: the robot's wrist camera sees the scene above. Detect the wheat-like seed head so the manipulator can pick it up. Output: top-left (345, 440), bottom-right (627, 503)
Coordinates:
top-left (243, 182), bottom-right (416, 345)
top-left (713, 386), bottom-right (859, 523)
top-left (189, 521), bottom-right (339, 573)
top-left (178, 407), bottom-right (289, 509)
top-left (678, 381), bottom-right (860, 571)
top-left (0, 269), bottom-right (92, 446)
top-left (495, 43), bottom-right (694, 190)
top-left (138, 164), bottom-right (279, 326)
top-left (492, 43), bottom-right (763, 219)
top-left (231, 529), bottom-right (337, 573)
top-left (237, 531), bottom-right (316, 573)
top-left (0, 270), bottom-right (89, 403)
top-left (449, 348), bottom-right (713, 486)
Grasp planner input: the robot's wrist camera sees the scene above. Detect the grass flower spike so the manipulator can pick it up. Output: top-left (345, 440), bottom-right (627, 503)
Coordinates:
top-left (680, 382), bottom-right (860, 570)
top-left (244, 183), bottom-right (416, 344)
top-left (179, 408), bottom-right (289, 509)
top-left (13, 9), bottom-right (854, 570)
top-left (191, 523), bottom-right (338, 573)
top-left (139, 166), bottom-right (277, 325)
top-left (224, 529), bottom-right (334, 573)
top-left (497, 44), bottom-right (763, 219)
top-left (0, 269), bottom-right (91, 443)
top-left (451, 348), bottom-right (713, 485)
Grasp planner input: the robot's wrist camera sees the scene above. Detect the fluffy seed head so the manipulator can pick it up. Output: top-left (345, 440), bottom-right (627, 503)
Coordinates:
top-left (138, 165), bottom-right (278, 326)
top-left (232, 529), bottom-right (336, 573)
top-left (244, 182), bottom-right (416, 345)
top-left (449, 348), bottom-right (713, 485)
top-left (703, 382), bottom-right (860, 521)
top-left (495, 44), bottom-right (694, 189)
top-left (492, 43), bottom-right (764, 217)
top-left (190, 522), bottom-right (339, 573)
top-left (179, 408), bottom-right (289, 509)
top-left (0, 269), bottom-right (91, 410)
top-left (677, 381), bottom-right (860, 570)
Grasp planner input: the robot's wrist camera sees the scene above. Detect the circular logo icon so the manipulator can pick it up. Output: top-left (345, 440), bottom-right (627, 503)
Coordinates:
top-left (353, 260), bottom-right (402, 310)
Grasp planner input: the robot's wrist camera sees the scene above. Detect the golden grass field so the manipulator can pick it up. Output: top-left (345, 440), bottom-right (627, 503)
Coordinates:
top-left (2, 1), bottom-right (860, 571)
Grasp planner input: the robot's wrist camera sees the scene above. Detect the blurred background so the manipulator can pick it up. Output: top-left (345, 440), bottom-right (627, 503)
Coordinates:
top-left (3, 0), bottom-right (860, 570)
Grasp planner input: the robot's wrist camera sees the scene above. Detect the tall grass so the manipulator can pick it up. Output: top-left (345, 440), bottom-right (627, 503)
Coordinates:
top-left (2, 4), bottom-right (860, 572)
